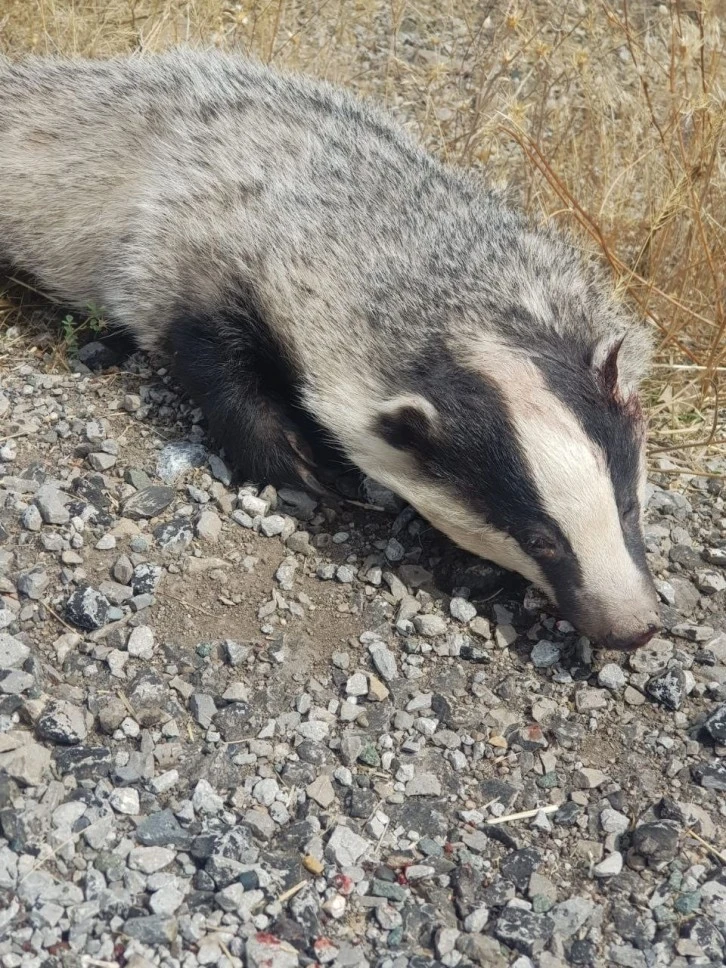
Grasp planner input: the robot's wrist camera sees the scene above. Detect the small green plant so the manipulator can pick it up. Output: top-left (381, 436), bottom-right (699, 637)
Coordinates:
top-left (60, 302), bottom-right (107, 357)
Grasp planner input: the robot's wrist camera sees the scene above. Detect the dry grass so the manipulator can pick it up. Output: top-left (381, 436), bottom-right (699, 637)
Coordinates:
top-left (1, 0), bottom-right (725, 470)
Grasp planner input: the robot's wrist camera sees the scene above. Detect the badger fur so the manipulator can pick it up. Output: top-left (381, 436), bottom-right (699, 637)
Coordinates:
top-left (0, 48), bottom-right (661, 649)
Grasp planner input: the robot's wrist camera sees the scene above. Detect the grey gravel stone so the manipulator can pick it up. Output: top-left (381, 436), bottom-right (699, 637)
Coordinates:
top-left (646, 666), bottom-right (686, 710)
top-left (34, 485), bottom-right (70, 525)
top-left (36, 700), bottom-right (87, 745)
top-left (123, 485), bottom-right (175, 519)
top-left (531, 640), bottom-right (561, 667)
top-left (327, 825), bottom-right (370, 867)
top-left (0, 633), bottom-right (30, 669)
top-left (405, 773), bottom-right (441, 796)
top-left (65, 585), bottom-right (111, 630)
top-left (156, 441), bottom-right (208, 483)
top-left (450, 597), bottom-right (477, 622)
top-left (494, 906), bottom-right (554, 956)
top-left (414, 614), bottom-right (447, 637)
top-left (368, 642), bottom-right (397, 681)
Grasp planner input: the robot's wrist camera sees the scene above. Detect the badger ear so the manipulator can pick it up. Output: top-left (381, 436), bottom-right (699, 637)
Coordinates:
top-left (593, 328), bottom-right (652, 400)
top-left (597, 337), bottom-right (625, 399)
top-left (374, 394), bottom-right (438, 452)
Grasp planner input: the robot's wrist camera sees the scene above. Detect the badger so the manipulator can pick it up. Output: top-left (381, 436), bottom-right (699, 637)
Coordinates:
top-left (0, 48), bottom-right (661, 650)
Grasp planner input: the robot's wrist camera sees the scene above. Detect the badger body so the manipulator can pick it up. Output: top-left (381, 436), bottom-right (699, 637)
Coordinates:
top-left (0, 49), bottom-right (661, 649)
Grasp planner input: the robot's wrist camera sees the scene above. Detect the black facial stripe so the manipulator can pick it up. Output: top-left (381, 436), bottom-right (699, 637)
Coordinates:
top-left (381, 338), bottom-right (585, 590)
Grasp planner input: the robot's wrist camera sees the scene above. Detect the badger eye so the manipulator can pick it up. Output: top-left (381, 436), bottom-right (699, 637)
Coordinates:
top-left (526, 534), bottom-right (559, 558)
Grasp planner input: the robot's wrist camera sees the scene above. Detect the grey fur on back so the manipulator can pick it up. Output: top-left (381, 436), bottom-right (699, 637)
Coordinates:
top-left (0, 48), bottom-right (650, 401)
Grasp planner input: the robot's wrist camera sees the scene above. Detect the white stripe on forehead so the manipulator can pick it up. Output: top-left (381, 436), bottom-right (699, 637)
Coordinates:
top-left (459, 337), bottom-right (648, 603)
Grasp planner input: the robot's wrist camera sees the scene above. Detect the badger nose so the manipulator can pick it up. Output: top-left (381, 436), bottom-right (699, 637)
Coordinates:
top-left (605, 623), bottom-right (661, 652)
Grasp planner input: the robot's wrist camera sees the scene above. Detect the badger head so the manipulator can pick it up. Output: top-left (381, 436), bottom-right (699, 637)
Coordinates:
top-left (353, 326), bottom-right (661, 651)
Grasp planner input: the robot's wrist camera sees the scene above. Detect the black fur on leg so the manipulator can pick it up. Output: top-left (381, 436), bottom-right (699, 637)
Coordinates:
top-left (165, 289), bottom-right (338, 490)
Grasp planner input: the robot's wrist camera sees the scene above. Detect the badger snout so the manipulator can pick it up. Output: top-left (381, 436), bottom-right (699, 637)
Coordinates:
top-left (573, 595), bottom-right (662, 652)
top-left (603, 620), bottom-right (661, 652)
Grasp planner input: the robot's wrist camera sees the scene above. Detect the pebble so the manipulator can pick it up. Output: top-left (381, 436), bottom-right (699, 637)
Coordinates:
top-left (368, 642), bottom-right (397, 681)
top-left (598, 663), bottom-right (627, 691)
top-left (405, 773), bottom-right (441, 796)
top-left (531, 640), bottom-right (561, 668)
top-left (65, 585), bottom-right (111, 630)
top-left (327, 825), bottom-right (370, 867)
top-left (594, 852), bottom-right (623, 877)
top-left (413, 614), bottom-right (447, 637)
top-left (109, 787), bottom-right (140, 815)
top-left (35, 700), bottom-right (87, 745)
top-left (127, 625), bottom-right (155, 659)
top-left (34, 485), bottom-right (70, 525)
top-left (156, 441), bottom-right (208, 483)
top-left (246, 935), bottom-right (299, 968)
top-left (123, 485), bottom-right (175, 519)
top-left (0, 633), bottom-right (30, 669)
top-left (196, 508), bottom-right (222, 541)
top-left (632, 820), bottom-right (680, 864)
top-left (646, 666), bottom-right (686, 710)
top-left (450, 597), bottom-right (476, 622)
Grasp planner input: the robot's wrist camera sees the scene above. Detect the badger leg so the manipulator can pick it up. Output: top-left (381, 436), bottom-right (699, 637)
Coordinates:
top-left (167, 307), bottom-right (326, 492)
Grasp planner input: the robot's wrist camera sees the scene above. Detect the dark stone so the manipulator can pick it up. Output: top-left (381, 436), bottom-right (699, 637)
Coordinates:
top-left (681, 915), bottom-right (725, 961)
top-left (632, 821), bottom-right (680, 865)
top-left (77, 340), bottom-right (120, 371)
top-left (131, 563), bottom-right (163, 595)
top-left (192, 870), bottom-right (216, 892)
top-left (704, 703), bottom-right (726, 743)
top-left (206, 854), bottom-right (245, 889)
top-left (669, 544), bottom-right (702, 569)
top-left (213, 702), bottom-right (253, 742)
top-left (482, 880), bottom-right (516, 909)
top-left (65, 585), bottom-right (111, 630)
top-left (692, 761), bottom-right (726, 792)
top-left (296, 740), bottom-right (329, 765)
top-left (272, 915), bottom-right (308, 950)
top-left (480, 824), bottom-right (519, 851)
top-left (238, 870), bottom-right (260, 891)
top-left (389, 800), bottom-right (449, 839)
top-left (611, 900), bottom-right (655, 948)
top-left (153, 517), bottom-right (193, 552)
top-left (124, 486), bottom-right (175, 520)
top-left (71, 474), bottom-right (111, 509)
top-left (500, 848), bottom-right (542, 892)
top-left (135, 809), bottom-right (192, 849)
top-left (479, 779), bottom-right (519, 810)
top-left (123, 915), bottom-right (177, 945)
top-left (348, 789), bottom-right (377, 819)
top-left (451, 865), bottom-right (485, 918)
top-left (657, 797), bottom-right (688, 825)
top-left (554, 802), bottom-right (583, 827)
top-left (191, 834), bottom-right (219, 861)
top-left (54, 746), bottom-right (112, 780)
top-left (288, 883), bottom-right (320, 937)
top-left (646, 666), bottom-right (686, 711)
top-left (280, 761), bottom-right (317, 787)
top-left (494, 907), bottom-right (554, 956)
top-left (569, 939), bottom-right (598, 965)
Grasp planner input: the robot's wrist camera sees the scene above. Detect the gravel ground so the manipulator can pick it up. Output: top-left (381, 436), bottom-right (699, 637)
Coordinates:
top-left (0, 331), bottom-right (725, 968)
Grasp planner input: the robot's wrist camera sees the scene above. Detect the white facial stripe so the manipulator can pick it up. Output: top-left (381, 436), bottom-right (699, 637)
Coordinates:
top-left (462, 338), bottom-right (653, 609)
